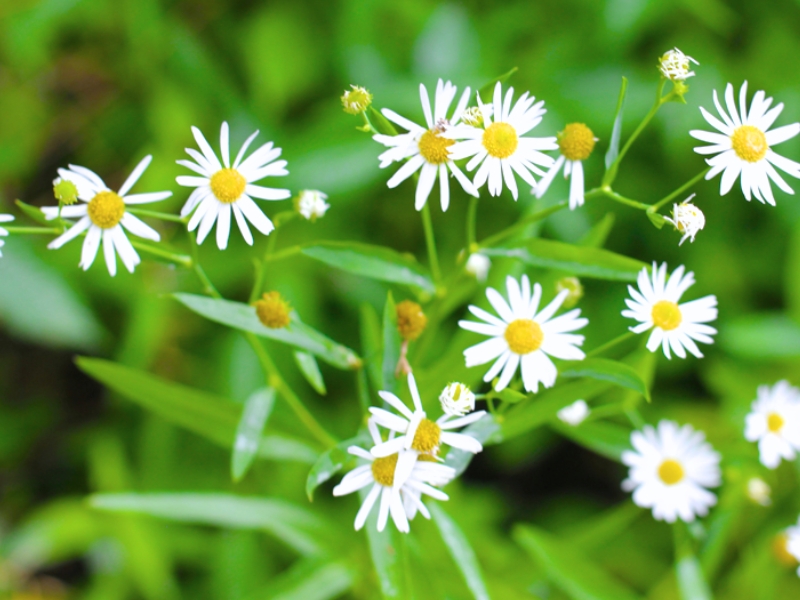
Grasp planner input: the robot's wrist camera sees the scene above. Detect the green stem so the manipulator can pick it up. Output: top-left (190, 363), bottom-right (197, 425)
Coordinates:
top-left (245, 332), bottom-right (337, 448)
top-left (262, 244), bottom-right (303, 263)
top-left (420, 203), bottom-right (441, 283)
top-left (649, 168), bottom-right (711, 213)
top-left (600, 188), bottom-right (651, 211)
top-left (360, 111), bottom-right (378, 135)
top-left (3, 226), bottom-right (61, 235)
top-left (249, 228), bottom-right (281, 303)
top-left (466, 196), bottom-right (479, 250)
top-left (587, 331), bottom-right (637, 358)
top-left (130, 241), bottom-right (192, 268)
top-left (127, 208), bottom-right (186, 223)
top-left (187, 230), bottom-right (221, 297)
top-left (479, 201), bottom-right (567, 248)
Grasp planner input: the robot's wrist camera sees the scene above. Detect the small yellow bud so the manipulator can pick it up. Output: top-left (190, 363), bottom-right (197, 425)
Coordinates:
top-left (555, 276), bottom-right (583, 309)
top-left (53, 177), bottom-right (78, 205)
top-left (254, 291), bottom-right (291, 329)
top-left (341, 85), bottom-right (372, 115)
top-left (396, 300), bottom-right (427, 341)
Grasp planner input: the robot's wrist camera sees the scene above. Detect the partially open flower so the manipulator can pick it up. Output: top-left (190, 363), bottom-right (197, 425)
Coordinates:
top-left (295, 190), bottom-right (330, 221)
top-left (664, 195), bottom-right (705, 245)
top-left (254, 291), bottom-right (291, 329)
top-left (396, 300), bottom-right (427, 341)
top-left (659, 48), bottom-right (698, 82)
top-left (439, 382), bottom-right (476, 417)
top-left (341, 85), bottom-right (373, 115)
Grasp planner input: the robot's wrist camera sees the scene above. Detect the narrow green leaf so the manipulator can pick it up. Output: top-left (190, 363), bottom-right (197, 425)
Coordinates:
top-left (605, 76), bottom-right (628, 171)
top-left (445, 414), bottom-right (500, 477)
top-left (483, 239), bottom-right (647, 282)
top-left (174, 293), bottom-right (362, 370)
top-left (261, 558), bottom-right (354, 600)
top-left (76, 357), bottom-right (318, 464)
top-left (579, 213), bottom-right (615, 249)
top-left (368, 106), bottom-right (398, 136)
top-left (430, 504), bottom-right (490, 600)
top-left (500, 380), bottom-right (611, 441)
top-left (381, 292), bottom-right (400, 393)
top-left (231, 388), bottom-right (276, 482)
top-left (478, 67), bottom-right (518, 102)
top-left (306, 433), bottom-right (370, 501)
top-left (720, 313), bottom-right (800, 359)
top-left (302, 242), bottom-right (435, 293)
top-left (90, 493), bottom-right (328, 556)
top-left (294, 351), bottom-right (327, 395)
top-left (359, 302), bottom-right (384, 394)
top-left (551, 420), bottom-right (632, 462)
top-left (674, 524), bottom-right (713, 600)
top-left (15, 199), bottom-right (50, 226)
top-left (514, 524), bottom-right (643, 600)
top-left (559, 358), bottom-right (650, 402)
top-left (496, 388), bottom-right (527, 404)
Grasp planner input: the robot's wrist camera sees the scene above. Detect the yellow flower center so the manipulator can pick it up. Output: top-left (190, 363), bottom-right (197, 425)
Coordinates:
top-left (254, 291), bottom-right (291, 329)
top-left (558, 123), bottom-right (596, 161)
top-left (396, 300), bottom-right (428, 341)
top-left (658, 458), bottom-right (684, 485)
top-left (773, 533), bottom-right (799, 566)
top-left (504, 319), bottom-right (544, 355)
top-left (767, 412), bottom-right (785, 433)
top-left (418, 129), bottom-right (454, 165)
top-left (87, 191), bottom-right (125, 229)
top-left (482, 122), bottom-right (518, 159)
top-left (371, 453), bottom-right (398, 487)
top-left (731, 125), bottom-right (768, 163)
top-left (411, 418), bottom-right (441, 453)
top-left (651, 300), bottom-right (682, 331)
top-left (210, 168), bottom-right (246, 203)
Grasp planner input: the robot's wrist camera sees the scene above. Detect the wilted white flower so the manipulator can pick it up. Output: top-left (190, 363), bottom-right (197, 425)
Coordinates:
top-left (465, 253), bottom-right (491, 282)
top-left (691, 82), bottom-right (800, 206)
top-left (439, 382), bottom-right (476, 417)
top-left (0, 214), bottom-right (13, 257)
top-left (746, 477), bottom-right (772, 507)
top-left (535, 123), bottom-right (598, 210)
top-left (295, 190), bottom-right (330, 221)
top-left (557, 400), bottom-right (590, 426)
top-left (745, 380), bottom-right (800, 469)
top-left (659, 48), bottom-right (698, 81)
top-left (622, 420), bottom-right (721, 523)
top-left (664, 194), bottom-right (705, 245)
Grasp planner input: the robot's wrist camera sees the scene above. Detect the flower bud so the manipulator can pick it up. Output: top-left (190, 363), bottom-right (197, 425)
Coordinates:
top-left (746, 477), bottom-right (771, 507)
top-left (465, 253), bottom-right (491, 282)
top-left (439, 382), bottom-right (476, 417)
top-left (555, 276), bottom-right (583, 309)
top-left (53, 177), bottom-right (78, 205)
top-left (664, 195), bottom-right (705, 245)
top-left (460, 106), bottom-right (485, 127)
top-left (254, 291), bottom-right (291, 329)
top-left (557, 399), bottom-right (589, 426)
top-left (658, 48), bottom-right (698, 82)
top-left (295, 190), bottom-right (330, 221)
top-left (341, 85), bottom-right (373, 115)
top-left (396, 300), bottom-right (427, 341)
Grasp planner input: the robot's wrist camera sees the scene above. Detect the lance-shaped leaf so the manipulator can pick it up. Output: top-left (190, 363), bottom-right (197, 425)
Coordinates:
top-left (302, 242), bottom-right (435, 293)
top-left (559, 358), bottom-right (651, 402)
top-left (604, 76), bottom-right (628, 172)
top-left (430, 504), bottom-right (490, 600)
top-left (368, 106), bottom-right (399, 136)
top-left (444, 414), bottom-right (500, 477)
top-left (294, 351), bottom-right (327, 395)
top-left (231, 388), bottom-right (276, 481)
top-left (551, 420), bottom-right (632, 463)
top-left (478, 67), bottom-right (518, 102)
top-left (381, 291), bottom-right (400, 393)
top-left (174, 293), bottom-right (361, 370)
top-left (258, 558), bottom-right (354, 600)
top-left (483, 239), bottom-right (647, 282)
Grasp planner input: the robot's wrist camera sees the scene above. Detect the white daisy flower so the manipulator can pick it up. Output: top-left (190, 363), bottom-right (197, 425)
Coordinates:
top-left (447, 82), bottom-right (557, 200)
top-left (333, 420), bottom-right (455, 533)
top-left (744, 380), bottom-right (800, 469)
top-left (42, 156), bottom-right (171, 276)
top-left (622, 420), bottom-right (721, 523)
top-left (690, 82), bottom-right (800, 206)
top-left (0, 214), bottom-right (13, 257)
top-left (664, 194), bottom-right (705, 245)
top-left (622, 263), bottom-right (718, 359)
top-left (746, 477), bottom-right (772, 507)
top-left (534, 123), bottom-right (598, 210)
top-left (459, 275), bottom-right (588, 393)
top-left (176, 122), bottom-right (290, 249)
top-left (374, 79), bottom-right (478, 211)
top-left (369, 373), bottom-right (486, 490)
top-left (557, 399), bottom-right (590, 426)
top-left (465, 252), bottom-right (491, 282)
top-left (295, 189), bottom-right (329, 221)
top-left (658, 48), bottom-right (698, 82)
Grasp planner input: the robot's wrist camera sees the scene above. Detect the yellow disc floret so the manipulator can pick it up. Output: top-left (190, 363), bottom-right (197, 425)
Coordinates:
top-left (371, 453), bottom-right (398, 487)
top-left (254, 291), bottom-right (291, 329)
top-left (210, 168), bottom-right (246, 203)
top-left (418, 129), bottom-right (454, 165)
top-left (658, 458), bottom-right (685, 485)
top-left (411, 418), bottom-right (441, 453)
top-left (731, 125), bottom-right (768, 163)
top-left (396, 300), bottom-right (428, 341)
top-left (482, 122), bottom-right (518, 159)
top-left (558, 123), bottom-right (596, 161)
top-left (651, 300), bottom-right (682, 331)
top-left (87, 191), bottom-right (125, 229)
top-left (767, 412), bottom-right (785, 433)
top-left (504, 319), bottom-right (544, 355)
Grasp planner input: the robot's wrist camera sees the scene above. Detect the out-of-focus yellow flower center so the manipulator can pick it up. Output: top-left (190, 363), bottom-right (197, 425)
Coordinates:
top-left (254, 291), bottom-right (291, 329)
top-left (396, 300), bottom-right (428, 341)
top-left (773, 533), bottom-right (799, 566)
top-left (504, 319), bottom-right (543, 355)
top-left (87, 191), bottom-right (125, 229)
top-left (418, 129), bottom-right (454, 165)
top-left (731, 125), bottom-right (768, 163)
top-left (558, 123), bottom-right (596, 161)
top-left (411, 418), bottom-right (441, 453)
top-left (658, 459), bottom-right (684, 485)
top-left (652, 300), bottom-right (682, 331)
top-left (767, 412), bottom-right (785, 433)
top-left (210, 168), bottom-right (246, 203)
top-left (482, 122), bottom-right (518, 159)
top-left (371, 453), bottom-right (398, 487)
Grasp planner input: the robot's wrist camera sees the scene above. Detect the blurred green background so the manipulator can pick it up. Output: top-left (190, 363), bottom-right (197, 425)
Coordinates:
top-left (4, 0), bottom-right (800, 598)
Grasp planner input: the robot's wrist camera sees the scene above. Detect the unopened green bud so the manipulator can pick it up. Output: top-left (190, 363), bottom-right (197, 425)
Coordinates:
top-left (341, 85), bottom-right (372, 115)
top-left (556, 276), bottom-right (583, 309)
top-left (53, 177), bottom-right (78, 205)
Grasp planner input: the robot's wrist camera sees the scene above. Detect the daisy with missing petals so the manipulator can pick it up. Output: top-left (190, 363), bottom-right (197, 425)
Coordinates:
top-left (534, 123), bottom-right (598, 210)
top-left (459, 275), bottom-right (588, 393)
top-left (369, 373), bottom-right (486, 489)
top-left (690, 82), bottom-right (800, 205)
top-left (447, 82), bottom-right (557, 200)
top-left (176, 122), bottom-right (290, 249)
top-left (664, 194), bottom-right (705, 245)
top-left (333, 421), bottom-right (455, 533)
top-left (43, 157), bottom-right (171, 276)
top-left (374, 79), bottom-right (478, 211)
top-left (0, 214), bottom-right (13, 257)
top-left (622, 420), bottom-right (721, 523)
top-left (622, 263), bottom-right (717, 359)
top-left (745, 380), bottom-right (800, 469)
